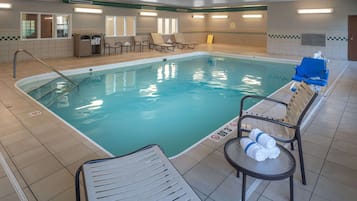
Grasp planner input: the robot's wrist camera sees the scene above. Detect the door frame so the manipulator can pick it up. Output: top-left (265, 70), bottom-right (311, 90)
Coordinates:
top-left (348, 15), bottom-right (357, 61)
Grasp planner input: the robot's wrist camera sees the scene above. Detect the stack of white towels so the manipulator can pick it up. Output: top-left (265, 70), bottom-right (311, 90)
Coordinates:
top-left (240, 128), bottom-right (280, 162)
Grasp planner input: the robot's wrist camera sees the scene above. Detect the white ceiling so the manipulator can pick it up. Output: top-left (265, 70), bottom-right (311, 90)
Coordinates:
top-left (99, 0), bottom-right (295, 8)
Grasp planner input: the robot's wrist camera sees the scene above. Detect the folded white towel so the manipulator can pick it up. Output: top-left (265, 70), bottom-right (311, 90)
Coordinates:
top-left (249, 128), bottom-right (276, 149)
top-left (266, 146), bottom-right (281, 159)
top-left (240, 138), bottom-right (268, 162)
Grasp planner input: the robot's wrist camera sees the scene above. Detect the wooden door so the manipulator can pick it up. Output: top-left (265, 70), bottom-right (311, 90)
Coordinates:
top-left (348, 15), bottom-right (357, 61)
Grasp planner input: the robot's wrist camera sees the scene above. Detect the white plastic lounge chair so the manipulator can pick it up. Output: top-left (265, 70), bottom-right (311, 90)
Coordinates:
top-left (150, 33), bottom-right (175, 51)
top-left (174, 33), bottom-right (197, 49)
top-left (75, 144), bottom-right (201, 201)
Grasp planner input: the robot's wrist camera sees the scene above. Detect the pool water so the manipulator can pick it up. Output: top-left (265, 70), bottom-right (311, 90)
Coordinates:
top-left (26, 55), bottom-right (294, 157)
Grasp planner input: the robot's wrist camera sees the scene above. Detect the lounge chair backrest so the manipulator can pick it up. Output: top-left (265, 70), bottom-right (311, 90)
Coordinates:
top-left (174, 33), bottom-right (185, 44)
top-left (284, 82), bottom-right (317, 125)
top-left (151, 33), bottom-right (165, 44)
top-left (76, 144), bottom-right (200, 201)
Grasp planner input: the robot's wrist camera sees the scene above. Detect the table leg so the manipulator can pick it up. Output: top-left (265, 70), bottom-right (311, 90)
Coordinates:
top-left (290, 175), bottom-right (294, 201)
top-left (242, 173), bottom-right (246, 201)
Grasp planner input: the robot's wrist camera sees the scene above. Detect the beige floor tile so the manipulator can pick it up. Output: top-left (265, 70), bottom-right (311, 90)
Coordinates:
top-left (209, 173), bottom-right (257, 201)
top-left (171, 153), bottom-right (199, 174)
top-left (12, 146), bottom-right (51, 169)
top-left (331, 139), bottom-right (357, 156)
top-left (192, 187), bottom-right (208, 201)
top-left (292, 151), bottom-right (324, 174)
top-left (30, 169), bottom-right (73, 201)
top-left (326, 148), bottom-right (357, 171)
top-left (23, 188), bottom-right (37, 201)
top-left (310, 194), bottom-right (331, 201)
top-left (44, 133), bottom-right (81, 154)
top-left (20, 155), bottom-right (63, 184)
top-left (314, 176), bottom-right (357, 201)
top-left (199, 150), bottom-right (234, 177)
top-left (0, 129), bottom-right (32, 146)
top-left (257, 196), bottom-right (273, 201)
top-left (184, 162), bottom-right (227, 195)
top-left (65, 152), bottom-right (103, 176)
top-left (334, 130), bottom-right (357, 145)
top-left (301, 140), bottom-right (330, 159)
top-left (4, 137), bottom-right (42, 157)
top-left (302, 133), bottom-right (333, 147)
top-left (263, 178), bottom-right (312, 201)
top-left (0, 176), bottom-right (15, 198)
top-left (185, 143), bottom-right (214, 162)
top-left (54, 143), bottom-right (95, 166)
top-left (0, 192), bottom-right (21, 201)
top-left (321, 161), bottom-right (357, 188)
top-left (48, 187), bottom-right (76, 201)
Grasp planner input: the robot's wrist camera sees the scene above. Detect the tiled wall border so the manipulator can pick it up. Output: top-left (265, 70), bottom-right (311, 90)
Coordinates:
top-left (268, 33), bottom-right (348, 42)
top-left (0, 35), bottom-right (21, 41)
top-left (268, 34), bottom-right (301, 40)
top-left (326, 36), bottom-right (348, 41)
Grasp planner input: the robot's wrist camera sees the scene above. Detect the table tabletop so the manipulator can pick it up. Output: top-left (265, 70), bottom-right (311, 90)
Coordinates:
top-left (224, 137), bottom-right (296, 180)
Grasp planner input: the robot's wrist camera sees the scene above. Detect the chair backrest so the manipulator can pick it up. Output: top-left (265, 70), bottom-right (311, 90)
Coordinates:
top-left (284, 82), bottom-right (317, 125)
top-left (174, 33), bottom-right (185, 43)
top-left (150, 33), bottom-right (165, 44)
top-left (297, 57), bottom-right (327, 77)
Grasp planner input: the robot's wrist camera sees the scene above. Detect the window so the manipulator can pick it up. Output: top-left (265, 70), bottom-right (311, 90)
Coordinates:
top-left (105, 16), bottom-right (136, 37)
top-left (157, 18), bottom-right (178, 34)
top-left (21, 12), bottom-right (71, 39)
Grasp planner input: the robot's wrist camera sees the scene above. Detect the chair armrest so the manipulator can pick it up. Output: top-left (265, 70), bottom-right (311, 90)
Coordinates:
top-left (237, 114), bottom-right (297, 142)
top-left (239, 95), bottom-right (288, 116)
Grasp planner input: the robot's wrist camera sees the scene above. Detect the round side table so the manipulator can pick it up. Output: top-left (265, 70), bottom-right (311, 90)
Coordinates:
top-left (224, 137), bottom-right (296, 201)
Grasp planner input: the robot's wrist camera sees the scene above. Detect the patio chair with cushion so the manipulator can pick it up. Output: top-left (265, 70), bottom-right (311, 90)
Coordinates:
top-left (292, 57), bottom-right (329, 87)
top-left (133, 36), bottom-right (150, 52)
top-left (237, 82), bottom-right (318, 185)
top-left (174, 33), bottom-right (198, 49)
top-left (104, 40), bottom-right (122, 55)
top-left (75, 144), bottom-right (201, 201)
top-left (150, 33), bottom-right (175, 52)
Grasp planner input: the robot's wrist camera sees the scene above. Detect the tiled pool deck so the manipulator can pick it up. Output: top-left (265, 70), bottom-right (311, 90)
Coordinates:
top-left (0, 44), bottom-right (356, 201)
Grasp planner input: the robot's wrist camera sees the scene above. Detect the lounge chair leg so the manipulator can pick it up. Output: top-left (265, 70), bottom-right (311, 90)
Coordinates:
top-left (75, 166), bottom-right (82, 201)
top-left (290, 142), bottom-right (294, 150)
top-left (296, 134), bottom-right (307, 185)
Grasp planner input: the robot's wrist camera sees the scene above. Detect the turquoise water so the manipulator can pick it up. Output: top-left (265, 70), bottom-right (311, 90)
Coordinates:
top-left (28, 55), bottom-right (294, 157)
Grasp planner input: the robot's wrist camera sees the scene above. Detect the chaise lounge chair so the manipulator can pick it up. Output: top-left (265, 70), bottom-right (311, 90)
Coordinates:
top-left (75, 144), bottom-right (201, 201)
top-left (150, 33), bottom-right (175, 52)
top-left (174, 33), bottom-right (198, 49)
top-left (292, 57), bottom-right (329, 87)
top-left (237, 82), bottom-right (317, 185)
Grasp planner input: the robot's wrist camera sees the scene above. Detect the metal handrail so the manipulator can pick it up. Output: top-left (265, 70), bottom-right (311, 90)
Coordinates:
top-left (13, 49), bottom-right (78, 87)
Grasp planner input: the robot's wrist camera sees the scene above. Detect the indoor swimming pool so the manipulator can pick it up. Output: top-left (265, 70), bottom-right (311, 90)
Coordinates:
top-left (17, 53), bottom-right (295, 157)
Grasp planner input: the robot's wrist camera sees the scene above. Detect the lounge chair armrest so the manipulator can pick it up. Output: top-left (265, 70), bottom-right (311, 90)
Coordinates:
top-left (239, 95), bottom-right (288, 116)
top-left (237, 114), bottom-right (297, 139)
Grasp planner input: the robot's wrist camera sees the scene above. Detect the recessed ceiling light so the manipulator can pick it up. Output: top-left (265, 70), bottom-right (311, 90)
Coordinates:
top-left (193, 15), bottom-right (205, 19)
top-left (242, 14), bottom-right (263, 19)
top-left (0, 3), bottom-right (11, 9)
top-left (140, 12), bottom-right (158, 16)
top-left (211, 15), bottom-right (228, 19)
top-left (297, 8), bottom-right (334, 14)
top-left (74, 7), bottom-right (103, 14)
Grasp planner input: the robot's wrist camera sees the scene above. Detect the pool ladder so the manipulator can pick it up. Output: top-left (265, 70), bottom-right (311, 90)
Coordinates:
top-left (13, 49), bottom-right (78, 87)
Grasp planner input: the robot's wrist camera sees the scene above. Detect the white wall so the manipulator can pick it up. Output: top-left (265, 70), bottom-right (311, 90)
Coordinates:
top-left (266, 0), bottom-right (357, 60)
